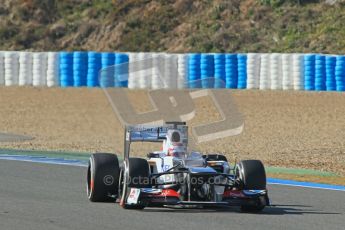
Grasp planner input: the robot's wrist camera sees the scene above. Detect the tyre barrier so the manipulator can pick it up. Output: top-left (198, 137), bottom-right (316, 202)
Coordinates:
top-left (214, 54), bottom-right (225, 88)
top-left (259, 53), bottom-right (270, 90)
top-left (292, 54), bottom-right (304, 90)
top-left (100, 52), bottom-right (115, 87)
top-left (335, 56), bottom-right (345, 91)
top-left (1, 51), bottom-right (345, 92)
top-left (73, 51), bottom-right (87, 87)
top-left (87, 52), bottom-right (101, 87)
top-left (0, 52), bottom-right (4, 85)
top-left (115, 53), bottom-right (129, 87)
top-left (188, 53), bottom-right (201, 88)
top-left (47, 52), bottom-right (59, 87)
top-left (32, 52), bottom-right (47, 87)
top-left (270, 53), bottom-right (281, 90)
top-left (315, 55), bottom-right (326, 91)
top-left (19, 52), bottom-right (33, 86)
top-left (4, 52), bottom-right (19, 86)
top-left (304, 54), bottom-right (315, 91)
top-left (128, 52), bottom-right (139, 89)
top-left (177, 54), bottom-right (188, 89)
top-left (137, 52), bottom-right (148, 89)
top-left (281, 54), bottom-right (293, 90)
top-left (237, 54), bottom-right (247, 89)
top-left (151, 52), bottom-right (163, 89)
top-left (201, 54), bottom-right (214, 88)
top-left (325, 56), bottom-right (336, 91)
top-left (164, 53), bottom-right (178, 89)
top-left (225, 54), bottom-right (237, 88)
top-left (246, 53), bottom-right (259, 89)
top-left (59, 52), bottom-right (73, 87)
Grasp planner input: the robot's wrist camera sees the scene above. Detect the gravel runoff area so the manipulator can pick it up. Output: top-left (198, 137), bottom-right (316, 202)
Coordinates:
top-left (0, 87), bottom-right (344, 176)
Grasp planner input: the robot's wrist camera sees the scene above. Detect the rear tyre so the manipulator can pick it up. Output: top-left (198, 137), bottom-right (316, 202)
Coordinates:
top-left (236, 160), bottom-right (267, 212)
top-left (87, 153), bottom-right (120, 202)
top-left (118, 158), bottom-right (150, 209)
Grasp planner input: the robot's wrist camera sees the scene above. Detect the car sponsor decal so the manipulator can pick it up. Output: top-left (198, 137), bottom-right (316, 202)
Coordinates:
top-left (127, 188), bottom-right (141, 204)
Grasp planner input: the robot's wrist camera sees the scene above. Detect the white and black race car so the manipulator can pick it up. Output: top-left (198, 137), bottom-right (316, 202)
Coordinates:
top-left (86, 122), bottom-right (269, 212)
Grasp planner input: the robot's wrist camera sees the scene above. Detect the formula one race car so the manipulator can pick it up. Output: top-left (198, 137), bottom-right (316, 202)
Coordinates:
top-left (86, 122), bottom-right (269, 212)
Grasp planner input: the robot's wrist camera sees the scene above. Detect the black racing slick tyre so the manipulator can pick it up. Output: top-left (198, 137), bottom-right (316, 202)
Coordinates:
top-left (118, 158), bottom-right (150, 209)
top-left (87, 153), bottom-right (120, 202)
top-left (236, 160), bottom-right (266, 190)
top-left (236, 160), bottom-right (267, 212)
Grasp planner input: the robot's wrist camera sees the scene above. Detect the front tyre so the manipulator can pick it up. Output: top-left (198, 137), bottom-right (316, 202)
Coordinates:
top-left (236, 160), bottom-right (267, 212)
top-left (118, 158), bottom-right (150, 209)
top-left (87, 153), bottom-right (120, 202)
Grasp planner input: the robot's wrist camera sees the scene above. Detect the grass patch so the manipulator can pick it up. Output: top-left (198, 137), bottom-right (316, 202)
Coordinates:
top-left (1, 0), bottom-right (345, 52)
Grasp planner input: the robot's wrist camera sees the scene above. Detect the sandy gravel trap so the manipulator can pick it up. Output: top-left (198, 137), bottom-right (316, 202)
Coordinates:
top-left (0, 87), bottom-right (344, 176)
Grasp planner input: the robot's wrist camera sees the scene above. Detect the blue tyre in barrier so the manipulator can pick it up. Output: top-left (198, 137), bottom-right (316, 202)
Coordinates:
top-left (214, 54), bottom-right (225, 88)
top-left (115, 53), bottom-right (129, 87)
top-left (100, 52), bottom-right (115, 87)
top-left (87, 52), bottom-right (101, 87)
top-left (200, 54), bottom-right (214, 88)
top-left (225, 54), bottom-right (237, 88)
top-left (314, 55), bottom-right (326, 91)
top-left (325, 56), bottom-right (336, 91)
top-left (304, 54), bottom-right (315, 90)
top-left (73, 51), bottom-right (87, 87)
top-left (59, 52), bottom-right (73, 87)
top-left (237, 54), bottom-right (247, 89)
top-left (188, 53), bottom-right (201, 88)
top-left (335, 56), bottom-right (345, 91)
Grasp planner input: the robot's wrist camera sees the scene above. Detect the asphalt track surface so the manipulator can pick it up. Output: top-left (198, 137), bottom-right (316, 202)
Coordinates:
top-left (0, 160), bottom-right (344, 230)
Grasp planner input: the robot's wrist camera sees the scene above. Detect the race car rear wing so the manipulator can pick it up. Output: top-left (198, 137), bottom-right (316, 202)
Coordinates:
top-left (123, 122), bottom-right (188, 159)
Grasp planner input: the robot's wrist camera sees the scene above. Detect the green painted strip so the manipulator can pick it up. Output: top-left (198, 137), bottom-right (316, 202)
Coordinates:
top-left (266, 166), bottom-right (338, 177)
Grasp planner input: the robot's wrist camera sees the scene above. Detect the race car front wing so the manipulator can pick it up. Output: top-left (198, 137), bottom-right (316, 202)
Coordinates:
top-left (124, 188), bottom-right (269, 208)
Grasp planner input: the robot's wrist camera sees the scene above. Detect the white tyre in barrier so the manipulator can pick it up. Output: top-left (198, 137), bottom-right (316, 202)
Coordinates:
top-left (259, 54), bottom-right (270, 90)
top-left (32, 53), bottom-right (47, 86)
top-left (247, 53), bottom-right (259, 89)
top-left (159, 52), bottom-right (167, 87)
top-left (4, 52), bottom-right (19, 86)
top-left (169, 54), bottom-right (178, 89)
top-left (177, 53), bottom-right (187, 88)
top-left (163, 53), bottom-right (178, 89)
top-left (292, 54), bottom-right (304, 90)
top-left (151, 52), bottom-right (164, 89)
top-left (19, 52), bottom-right (33, 86)
top-left (269, 53), bottom-right (281, 90)
top-left (138, 52), bottom-right (152, 89)
top-left (46, 52), bottom-right (59, 87)
top-left (162, 53), bottom-right (171, 88)
top-left (152, 52), bottom-right (165, 88)
top-left (128, 52), bottom-right (140, 89)
top-left (281, 54), bottom-right (293, 90)
top-left (0, 52), bottom-right (4, 85)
